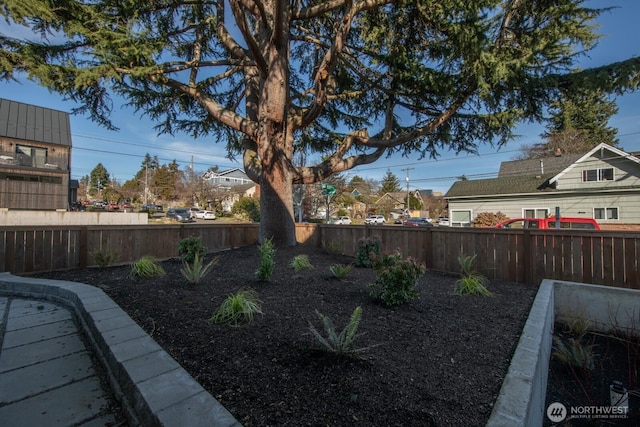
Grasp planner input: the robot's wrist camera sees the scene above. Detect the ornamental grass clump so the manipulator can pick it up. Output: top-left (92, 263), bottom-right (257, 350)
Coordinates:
top-left (178, 236), bottom-right (207, 263)
top-left (368, 251), bottom-right (425, 306)
top-left (453, 254), bottom-right (492, 296)
top-left (255, 237), bottom-right (276, 281)
top-left (90, 248), bottom-right (119, 267)
top-left (210, 289), bottom-right (263, 327)
top-left (309, 306), bottom-right (372, 356)
top-left (329, 263), bottom-right (352, 280)
top-left (289, 254), bottom-right (313, 271)
top-left (181, 254), bottom-right (220, 285)
top-left (129, 255), bottom-right (165, 279)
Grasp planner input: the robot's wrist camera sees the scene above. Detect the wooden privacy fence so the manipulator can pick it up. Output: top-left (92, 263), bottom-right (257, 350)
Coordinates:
top-left (1, 222), bottom-right (639, 289)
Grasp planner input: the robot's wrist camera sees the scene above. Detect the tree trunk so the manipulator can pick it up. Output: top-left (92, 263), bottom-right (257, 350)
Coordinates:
top-left (259, 153), bottom-right (296, 246)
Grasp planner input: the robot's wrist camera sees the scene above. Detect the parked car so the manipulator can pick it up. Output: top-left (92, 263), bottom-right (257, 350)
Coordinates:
top-left (166, 208), bottom-right (195, 223)
top-left (202, 210), bottom-right (216, 220)
top-left (403, 217), bottom-right (434, 227)
top-left (194, 210), bottom-right (206, 219)
top-left (364, 215), bottom-right (385, 225)
top-left (121, 202), bottom-right (133, 210)
top-left (334, 216), bottom-right (352, 225)
top-left (107, 203), bottom-right (119, 211)
top-left (493, 217), bottom-right (600, 230)
top-left (437, 217), bottom-right (449, 226)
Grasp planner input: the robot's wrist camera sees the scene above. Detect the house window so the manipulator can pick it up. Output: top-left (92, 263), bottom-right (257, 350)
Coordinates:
top-left (15, 145), bottom-right (47, 168)
top-left (523, 208), bottom-right (549, 218)
top-left (594, 207), bottom-right (619, 220)
top-left (582, 168), bottom-right (614, 182)
top-left (450, 210), bottom-right (472, 227)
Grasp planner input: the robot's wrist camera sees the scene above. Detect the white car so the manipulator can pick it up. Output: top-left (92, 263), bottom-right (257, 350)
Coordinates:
top-left (194, 210), bottom-right (206, 219)
top-left (202, 210), bottom-right (216, 220)
top-left (334, 216), bottom-right (352, 225)
top-left (437, 217), bottom-right (449, 226)
top-left (364, 215), bottom-right (385, 225)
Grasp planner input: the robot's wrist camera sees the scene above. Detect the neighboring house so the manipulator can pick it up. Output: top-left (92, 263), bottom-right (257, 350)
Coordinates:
top-left (444, 143), bottom-right (640, 227)
top-left (217, 183), bottom-right (258, 212)
top-left (202, 167), bottom-right (253, 188)
top-left (0, 98), bottom-right (72, 210)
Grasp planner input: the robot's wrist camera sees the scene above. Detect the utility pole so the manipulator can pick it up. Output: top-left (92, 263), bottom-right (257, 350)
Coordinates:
top-left (401, 167), bottom-right (414, 214)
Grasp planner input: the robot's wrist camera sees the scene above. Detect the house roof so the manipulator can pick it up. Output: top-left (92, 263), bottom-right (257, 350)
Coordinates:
top-left (498, 153), bottom-right (582, 178)
top-left (446, 174), bottom-right (555, 198)
top-left (0, 98), bottom-right (72, 146)
top-left (376, 192), bottom-right (406, 204)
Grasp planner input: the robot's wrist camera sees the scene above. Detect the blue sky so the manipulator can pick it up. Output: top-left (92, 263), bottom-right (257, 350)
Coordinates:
top-left (1, 0), bottom-right (638, 194)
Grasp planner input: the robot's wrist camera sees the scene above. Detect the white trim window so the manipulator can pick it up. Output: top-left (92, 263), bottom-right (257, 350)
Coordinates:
top-left (523, 208), bottom-right (549, 218)
top-left (593, 207), bottom-right (619, 220)
top-left (450, 210), bottom-right (472, 227)
top-left (582, 167), bottom-right (614, 182)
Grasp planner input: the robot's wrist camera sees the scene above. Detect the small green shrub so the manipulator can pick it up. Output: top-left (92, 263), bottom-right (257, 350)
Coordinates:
top-left (255, 238), bottom-right (276, 280)
top-left (322, 239), bottom-right (343, 255)
top-left (210, 289), bottom-right (263, 327)
top-left (355, 235), bottom-right (381, 268)
top-left (178, 236), bottom-right (207, 263)
top-left (181, 254), bottom-right (220, 285)
top-left (367, 251), bottom-right (425, 306)
top-left (309, 306), bottom-right (372, 356)
top-left (454, 255), bottom-right (492, 296)
top-left (290, 254), bottom-right (313, 271)
top-left (330, 263), bottom-right (352, 280)
top-left (91, 249), bottom-right (119, 267)
top-left (129, 255), bottom-right (165, 279)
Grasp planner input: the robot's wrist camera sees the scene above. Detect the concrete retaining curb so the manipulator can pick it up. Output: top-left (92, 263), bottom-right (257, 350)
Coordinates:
top-left (0, 273), bottom-right (242, 427)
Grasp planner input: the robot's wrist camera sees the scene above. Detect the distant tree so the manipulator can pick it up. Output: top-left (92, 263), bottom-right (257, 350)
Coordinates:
top-left (380, 170), bottom-right (401, 194)
top-left (516, 87), bottom-right (619, 159)
top-left (89, 164), bottom-right (110, 198)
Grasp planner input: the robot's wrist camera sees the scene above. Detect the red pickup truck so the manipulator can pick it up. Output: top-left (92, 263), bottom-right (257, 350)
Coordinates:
top-left (493, 217), bottom-right (600, 230)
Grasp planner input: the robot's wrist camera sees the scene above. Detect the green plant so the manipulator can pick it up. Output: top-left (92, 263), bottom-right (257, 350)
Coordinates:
top-left (232, 197), bottom-right (261, 222)
top-left (553, 336), bottom-right (595, 370)
top-left (210, 289), bottom-right (263, 327)
top-left (321, 239), bottom-right (343, 255)
top-left (255, 238), bottom-right (276, 280)
top-left (289, 254), bottom-right (313, 271)
top-left (181, 254), bottom-right (220, 285)
top-left (90, 248), bottom-right (119, 267)
top-left (367, 251), bottom-right (425, 306)
top-left (355, 235), bottom-right (381, 268)
top-left (178, 236), bottom-right (207, 263)
top-left (329, 263), bottom-right (352, 280)
top-left (454, 255), bottom-right (492, 296)
top-left (309, 306), bottom-right (372, 356)
top-left (129, 255), bottom-right (165, 279)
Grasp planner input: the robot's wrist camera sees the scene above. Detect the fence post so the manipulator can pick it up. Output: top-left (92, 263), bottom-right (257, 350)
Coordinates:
top-left (523, 230), bottom-right (532, 285)
top-left (79, 226), bottom-right (88, 268)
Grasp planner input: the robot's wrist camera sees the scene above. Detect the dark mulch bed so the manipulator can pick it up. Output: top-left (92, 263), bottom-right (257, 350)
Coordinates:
top-left (34, 244), bottom-right (538, 426)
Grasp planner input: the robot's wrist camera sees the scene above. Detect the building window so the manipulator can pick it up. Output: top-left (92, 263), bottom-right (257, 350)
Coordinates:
top-left (451, 210), bottom-right (472, 227)
top-left (523, 208), bottom-right (549, 218)
top-left (0, 172), bottom-right (62, 184)
top-left (15, 145), bottom-right (47, 168)
top-left (582, 168), bottom-right (614, 182)
top-left (594, 207), bottom-right (619, 220)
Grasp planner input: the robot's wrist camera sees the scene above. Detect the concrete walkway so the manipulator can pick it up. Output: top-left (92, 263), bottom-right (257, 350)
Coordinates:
top-left (0, 296), bottom-right (124, 426)
top-left (0, 273), bottom-right (241, 427)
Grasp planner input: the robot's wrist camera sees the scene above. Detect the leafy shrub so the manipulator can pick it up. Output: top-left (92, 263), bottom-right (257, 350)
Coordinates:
top-left (322, 239), bottom-right (343, 255)
top-left (181, 254), bottom-right (220, 285)
top-left (178, 236), bottom-right (207, 263)
top-left (255, 237), bottom-right (276, 280)
top-left (232, 197), bottom-right (260, 222)
top-left (454, 255), bottom-right (492, 296)
top-left (309, 306), bottom-right (372, 356)
top-left (472, 211), bottom-right (509, 227)
top-left (91, 248), bottom-right (119, 267)
top-left (367, 251), bottom-right (425, 306)
top-left (330, 263), bottom-right (352, 280)
top-left (210, 289), bottom-right (263, 327)
top-left (355, 235), bottom-right (381, 268)
top-left (290, 254), bottom-right (313, 271)
top-left (129, 255), bottom-right (165, 279)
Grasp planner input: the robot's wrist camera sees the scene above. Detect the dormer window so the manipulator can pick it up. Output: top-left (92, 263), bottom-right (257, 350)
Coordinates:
top-left (582, 167), bottom-right (614, 182)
